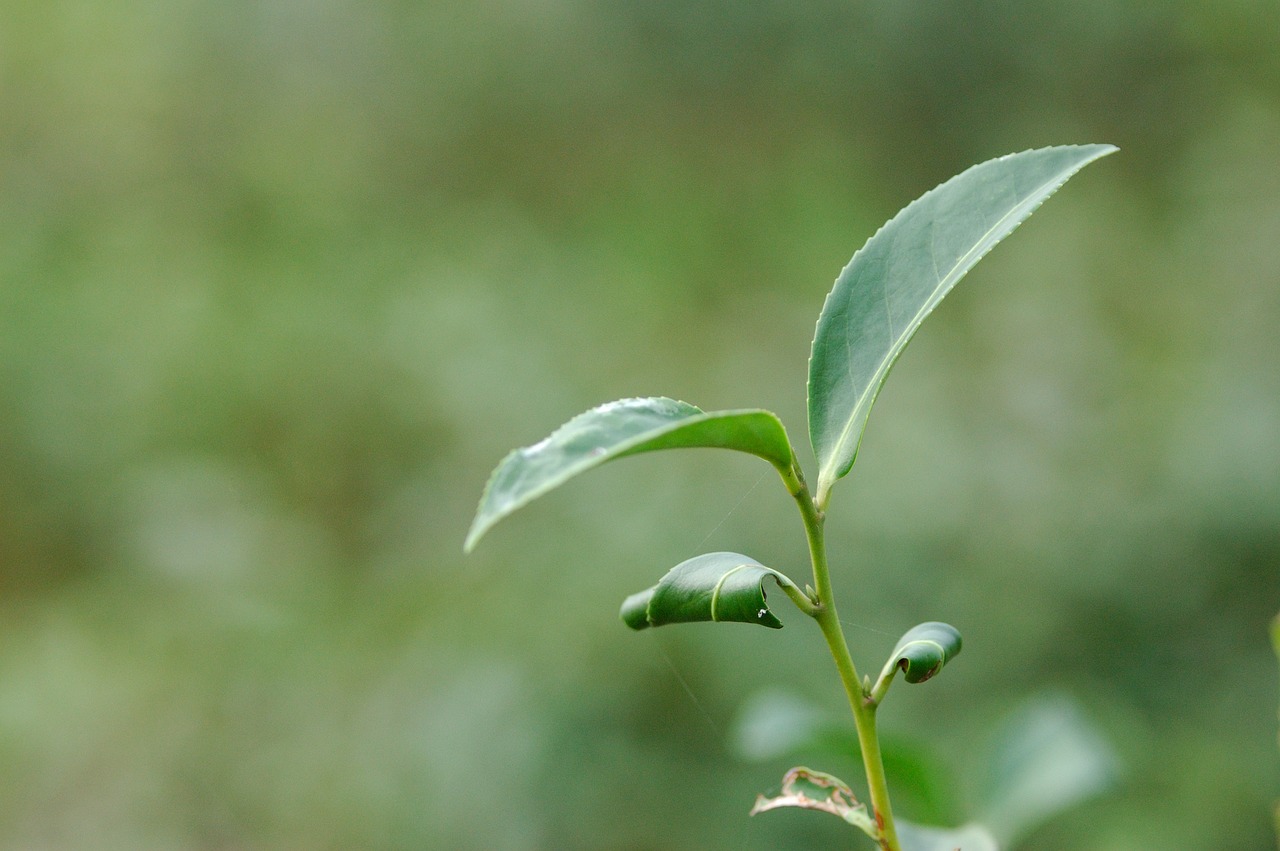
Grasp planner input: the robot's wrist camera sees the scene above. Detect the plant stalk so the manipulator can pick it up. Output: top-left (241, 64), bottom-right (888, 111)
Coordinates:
top-left (787, 471), bottom-right (901, 851)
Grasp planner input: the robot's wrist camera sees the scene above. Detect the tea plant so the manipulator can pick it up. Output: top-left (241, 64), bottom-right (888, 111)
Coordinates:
top-left (466, 145), bottom-right (1116, 850)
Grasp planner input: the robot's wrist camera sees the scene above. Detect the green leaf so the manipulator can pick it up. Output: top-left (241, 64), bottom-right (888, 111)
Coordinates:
top-left (976, 694), bottom-right (1118, 846)
top-left (465, 397), bottom-right (795, 551)
top-left (898, 820), bottom-right (1000, 851)
top-left (885, 622), bottom-right (963, 684)
top-left (749, 766), bottom-right (877, 838)
top-left (621, 552), bottom-right (796, 630)
top-left (807, 144), bottom-right (1117, 507)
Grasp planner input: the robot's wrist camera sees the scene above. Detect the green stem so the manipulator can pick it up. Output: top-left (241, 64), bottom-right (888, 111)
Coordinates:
top-left (784, 466), bottom-right (900, 851)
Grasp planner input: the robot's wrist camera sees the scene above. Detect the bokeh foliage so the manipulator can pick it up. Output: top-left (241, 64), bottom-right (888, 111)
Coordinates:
top-left (0, 1), bottom-right (1278, 848)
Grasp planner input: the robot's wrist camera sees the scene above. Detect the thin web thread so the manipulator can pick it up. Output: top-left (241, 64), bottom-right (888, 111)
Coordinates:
top-left (653, 637), bottom-right (720, 739)
top-left (694, 469), bottom-right (768, 551)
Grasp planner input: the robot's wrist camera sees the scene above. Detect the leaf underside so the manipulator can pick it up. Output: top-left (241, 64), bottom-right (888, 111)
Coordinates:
top-left (889, 622), bottom-right (963, 684)
top-left (465, 397), bottom-right (794, 551)
top-left (621, 552), bottom-right (790, 630)
top-left (807, 144), bottom-right (1117, 507)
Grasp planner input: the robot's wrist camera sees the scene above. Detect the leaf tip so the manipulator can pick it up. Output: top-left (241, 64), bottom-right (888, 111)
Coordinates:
top-left (620, 588), bottom-right (655, 630)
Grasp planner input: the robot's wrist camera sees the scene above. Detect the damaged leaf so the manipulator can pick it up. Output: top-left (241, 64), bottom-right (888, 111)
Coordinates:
top-left (749, 766), bottom-right (877, 837)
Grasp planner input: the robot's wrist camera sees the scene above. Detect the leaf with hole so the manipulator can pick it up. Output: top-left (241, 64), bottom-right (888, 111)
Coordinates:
top-left (807, 144), bottom-right (1117, 507)
top-left (749, 766), bottom-right (877, 837)
top-left (620, 552), bottom-right (800, 630)
top-left (465, 397), bottom-right (795, 551)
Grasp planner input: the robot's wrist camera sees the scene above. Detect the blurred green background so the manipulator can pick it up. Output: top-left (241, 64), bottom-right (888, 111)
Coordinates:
top-left (1, 1), bottom-right (1278, 848)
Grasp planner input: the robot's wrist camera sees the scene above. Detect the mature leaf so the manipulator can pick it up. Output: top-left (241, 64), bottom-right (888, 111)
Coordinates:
top-left (898, 820), bottom-right (999, 851)
top-left (976, 694), bottom-right (1118, 845)
top-left (886, 622), bottom-right (963, 684)
top-left (465, 397), bottom-right (795, 551)
top-left (621, 552), bottom-right (795, 630)
top-left (749, 766), bottom-right (877, 837)
top-left (807, 145), bottom-right (1117, 507)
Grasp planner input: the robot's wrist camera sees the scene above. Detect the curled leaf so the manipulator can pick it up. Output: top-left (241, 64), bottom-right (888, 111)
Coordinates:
top-left (621, 552), bottom-right (797, 631)
top-left (465, 397), bottom-right (796, 551)
top-left (887, 622), bottom-right (963, 684)
top-left (749, 766), bottom-right (877, 837)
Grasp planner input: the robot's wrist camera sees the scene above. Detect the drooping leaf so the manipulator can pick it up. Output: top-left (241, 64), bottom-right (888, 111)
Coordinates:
top-left (621, 552), bottom-right (797, 630)
top-left (465, 397), bottom-right (795, 551)
top-left (897, 819), bottom-right (1000, 851)
top-left (884, 622), bottom-right (963, 684)
top-left (975, 694), bottom-right (1118, 846)
top-left (749, 766), bottom-right (877, 838)
top-left (807, 145), bottom-right (1117, 507)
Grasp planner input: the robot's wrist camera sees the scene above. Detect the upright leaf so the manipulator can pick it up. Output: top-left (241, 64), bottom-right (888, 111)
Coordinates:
top-left (465, 397), bottom-right (795, 551)
top-left (621, 552), bottom-right (799, 630)
top-left (807, 145), bottom-right (1116, 507)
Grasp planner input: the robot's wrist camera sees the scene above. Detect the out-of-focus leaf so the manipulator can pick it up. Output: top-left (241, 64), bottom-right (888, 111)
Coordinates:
top-left (465, 397), bottom-right (795, 551)
top-left (807, 145), bottom-right (1117, 507)
top-left (729, 689), bottom-right (960, 826)
top-left (729, 689), bottom-right (829, 762)
top-left (749, 766), bottom-right (877, 837)
top-left (1273, 614), bottom-right (1280, 796)
top-left (885, 622), bottom-right (963, 684)
top-left (898, 819), bottom-right (1000, 851)
top-left (1264, 614), bottom-right (1274, 844)
top-left (976, 694), bottom-right (1118, 845)
top-left (621, 552), bottom-right (796, 630)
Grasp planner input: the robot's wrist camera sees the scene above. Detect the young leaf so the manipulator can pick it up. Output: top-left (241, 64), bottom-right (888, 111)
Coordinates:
top-left (883, 622), bottom-right (963, 685)
top-left (465, 397), bottom-right (795, 551)
top-left (807, 144), bottom-right (1117, 507)
top-left (897, 820), bottom-right (999, 851)
top-left (749, 766), bottom-right (878, 838)
top-left (620, 552), bottom-right (799, 630)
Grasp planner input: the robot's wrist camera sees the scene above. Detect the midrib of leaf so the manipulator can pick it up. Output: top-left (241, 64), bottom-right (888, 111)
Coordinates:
top-left (818, 166), bottom-right (1086, 500)
top-left (710, 563), bottom-right (751, 621)
top-left (898, 639), bottom-right (946, 659)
